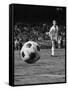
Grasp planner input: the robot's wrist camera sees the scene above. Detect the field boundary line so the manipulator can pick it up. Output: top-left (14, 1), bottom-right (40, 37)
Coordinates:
top-left (15, 74), bottom-right (65, 78)
top-left (35, 74), bottom-right (65, 78)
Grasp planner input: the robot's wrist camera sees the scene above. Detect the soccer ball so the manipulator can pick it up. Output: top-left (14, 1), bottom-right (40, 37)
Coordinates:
top-left (20, 41), bottom-right (40, 64)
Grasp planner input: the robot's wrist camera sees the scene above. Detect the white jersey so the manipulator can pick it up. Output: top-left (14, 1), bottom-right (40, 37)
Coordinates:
top-left (49, 25), bottom-right (58, 41)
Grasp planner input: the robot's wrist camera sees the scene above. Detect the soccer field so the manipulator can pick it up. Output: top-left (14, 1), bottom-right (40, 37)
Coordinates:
top-left (14, 49), bottom-right (66, 85)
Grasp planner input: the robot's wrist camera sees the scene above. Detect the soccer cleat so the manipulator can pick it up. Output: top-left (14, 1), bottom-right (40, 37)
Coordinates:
top-left (51, 55), bottom-right (55, 57)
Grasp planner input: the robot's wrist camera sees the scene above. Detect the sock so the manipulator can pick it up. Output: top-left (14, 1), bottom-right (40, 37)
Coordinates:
top-left (52, 46), bottom-right (54, 56)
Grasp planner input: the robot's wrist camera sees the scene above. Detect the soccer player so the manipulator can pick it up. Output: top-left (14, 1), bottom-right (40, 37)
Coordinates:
top-left (49, 20), bottom-right (58, 56)
top-left (57, 35), bottom-right (62, 48)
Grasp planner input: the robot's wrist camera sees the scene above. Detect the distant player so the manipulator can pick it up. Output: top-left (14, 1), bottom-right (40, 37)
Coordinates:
top-left (57, 35), bottom-right (62, 48)
top-left (49, 20), bottom-right (58, 56)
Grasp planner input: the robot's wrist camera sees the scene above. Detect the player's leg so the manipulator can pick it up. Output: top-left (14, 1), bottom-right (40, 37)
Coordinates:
top-left (51, 40), bottom-right (55, 56)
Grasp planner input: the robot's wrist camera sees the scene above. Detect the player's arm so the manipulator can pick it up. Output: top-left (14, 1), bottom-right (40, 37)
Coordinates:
top-left (49, 27), bottom-right (53, 37)
top-left (56, 25), bottom-right (59, 36)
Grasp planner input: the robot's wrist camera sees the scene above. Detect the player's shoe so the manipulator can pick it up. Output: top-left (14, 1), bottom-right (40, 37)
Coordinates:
top-left (51, 55), bottom-right (55, 57)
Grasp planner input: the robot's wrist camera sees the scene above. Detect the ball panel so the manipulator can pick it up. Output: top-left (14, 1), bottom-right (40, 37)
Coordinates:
top-left (25, 53), bottom-right (36, 64)
top-left (22, 52), bottom-right (25, 57)
top-left (25, 52), bottom-right (40, 64)
top-left (26, 43), bottom-right (32, 48)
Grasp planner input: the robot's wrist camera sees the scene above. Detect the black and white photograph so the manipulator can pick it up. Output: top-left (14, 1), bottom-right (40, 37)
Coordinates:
top-left (9, 4), bottom-right (66, 86)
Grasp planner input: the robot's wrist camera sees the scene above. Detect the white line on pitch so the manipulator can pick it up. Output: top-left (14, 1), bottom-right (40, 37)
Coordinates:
top-left (34, 74), bottom-right (65, 78)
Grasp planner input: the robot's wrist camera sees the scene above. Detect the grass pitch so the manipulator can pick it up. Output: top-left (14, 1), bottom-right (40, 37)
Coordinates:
top-left (14, 49), bottom-right (66, 85)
